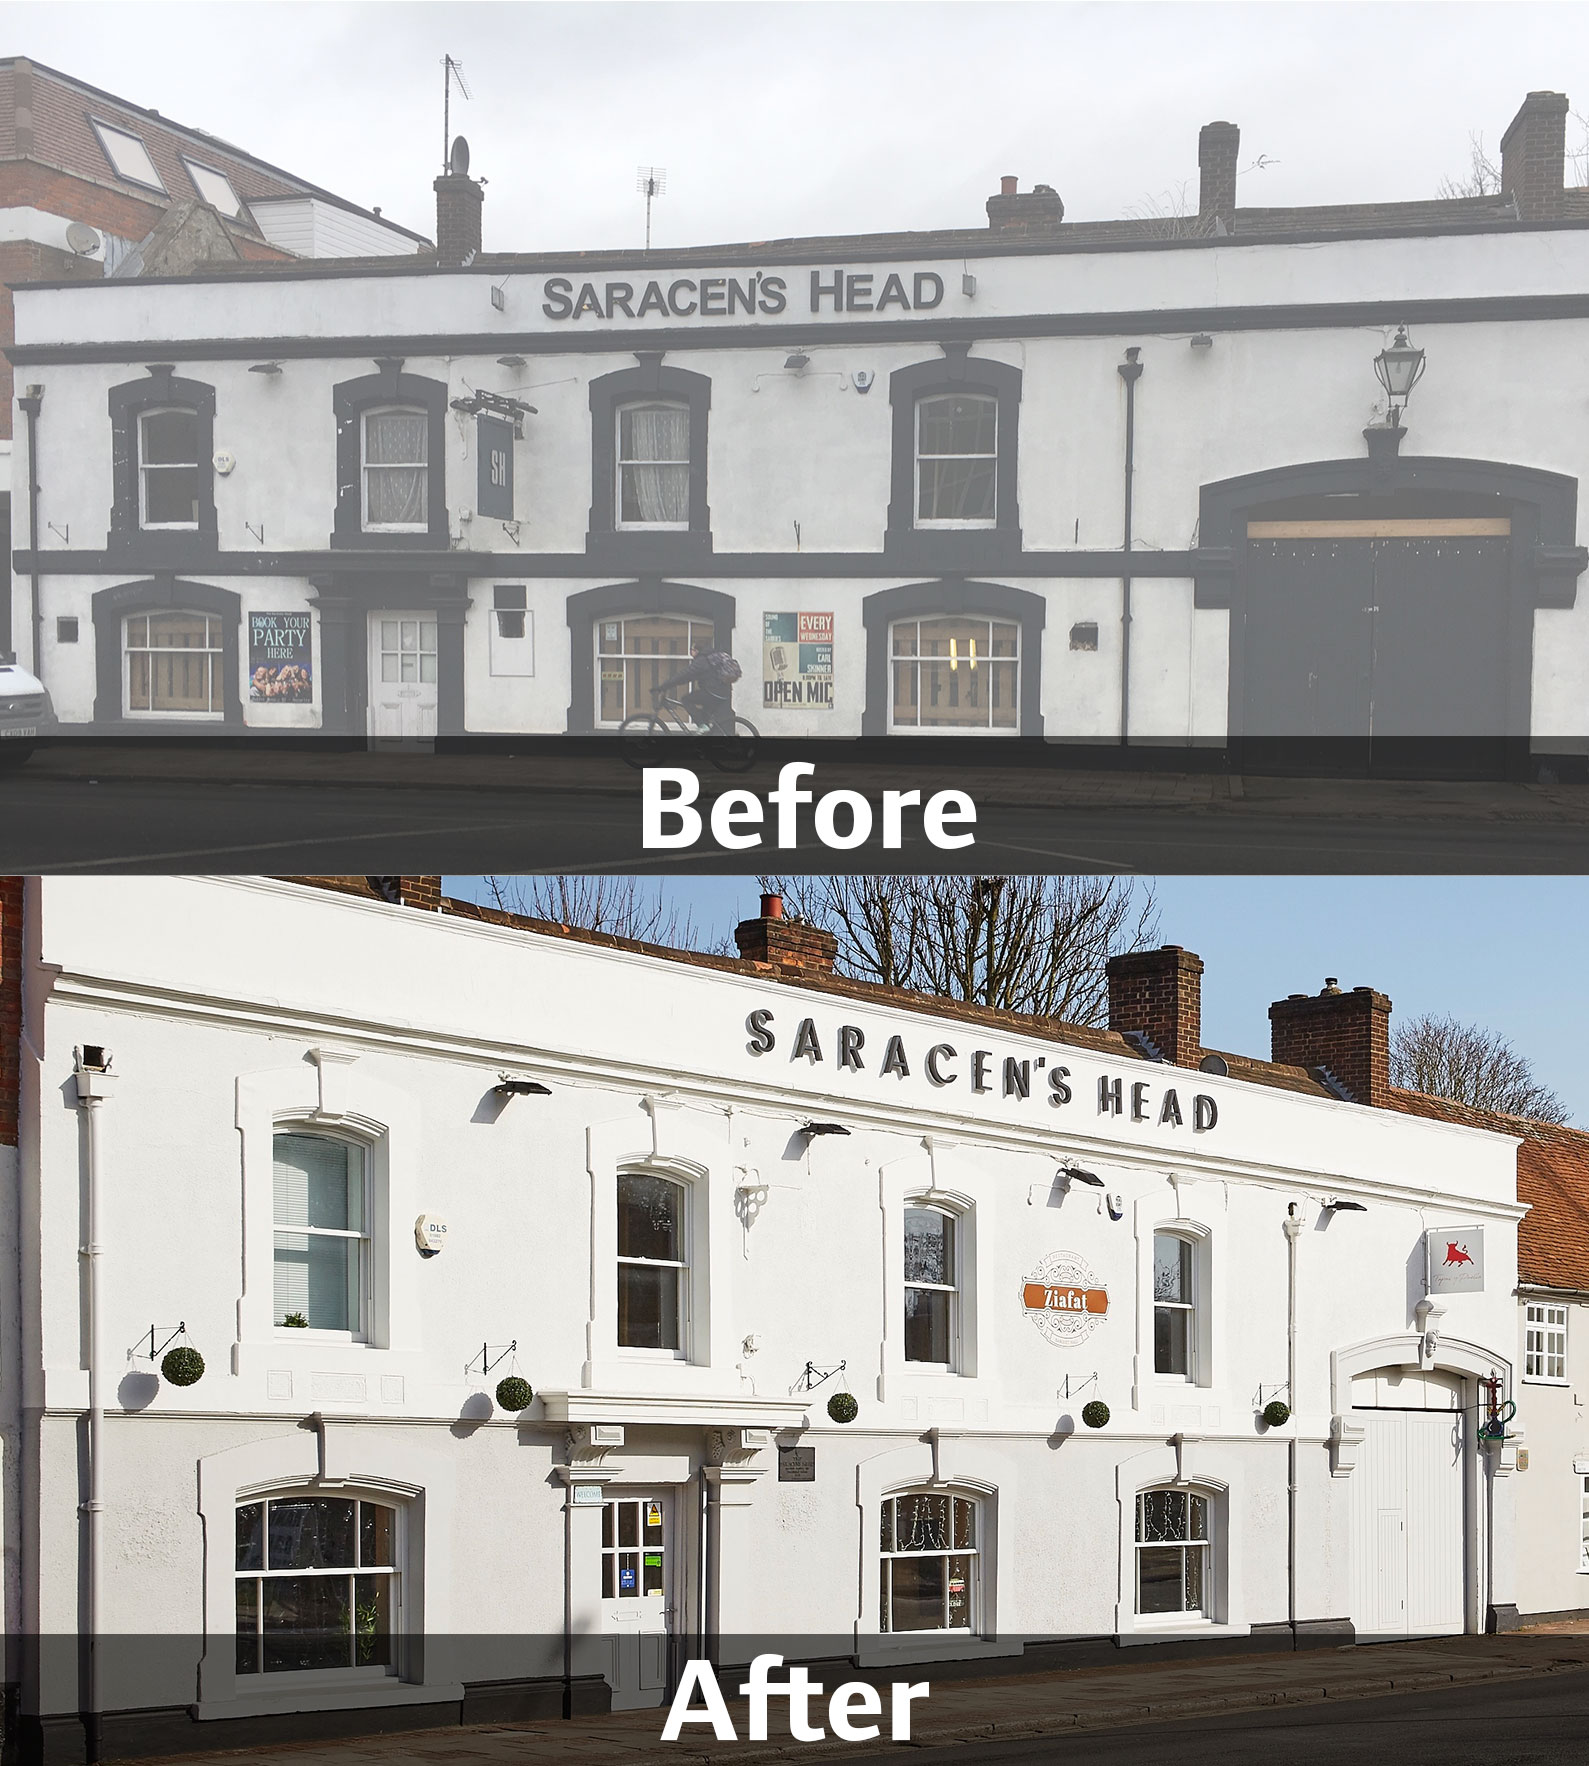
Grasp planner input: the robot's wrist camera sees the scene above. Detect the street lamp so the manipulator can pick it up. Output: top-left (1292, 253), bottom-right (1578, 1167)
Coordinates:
top-left (1373, 326), bottom-right (1426, 429)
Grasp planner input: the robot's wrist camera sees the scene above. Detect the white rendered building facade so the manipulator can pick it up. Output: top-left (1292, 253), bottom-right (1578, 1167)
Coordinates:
top-left (0, 876), bottom-right (1527, 1758)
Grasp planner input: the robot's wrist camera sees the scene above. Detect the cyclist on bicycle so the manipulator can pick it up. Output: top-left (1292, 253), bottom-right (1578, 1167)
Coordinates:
top-left (656, 644), bottom-right (743, 732)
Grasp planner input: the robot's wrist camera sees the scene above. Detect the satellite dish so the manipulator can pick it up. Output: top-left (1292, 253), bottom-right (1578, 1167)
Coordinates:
top-left (1199, 1053), bottom-right (1229, 1077)
top-left (449, 135), bottom-right (470, 177)
top-left (65, 222), bottom-right (101, 256)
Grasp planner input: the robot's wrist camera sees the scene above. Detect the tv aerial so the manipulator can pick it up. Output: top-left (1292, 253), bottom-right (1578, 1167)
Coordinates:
top-left (442, 54), bottom-right (472, 172)
top-left (637, 165), bottom-right (667, 252)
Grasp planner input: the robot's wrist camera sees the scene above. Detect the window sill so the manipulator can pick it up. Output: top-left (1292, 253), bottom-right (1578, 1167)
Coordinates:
top-left (193, 1679), bottom-right (464, 1722)
top-left (855, 1635), bottom-right (1019, 1669)
top-left (1521, 1376), bottom-right (1571, 1386)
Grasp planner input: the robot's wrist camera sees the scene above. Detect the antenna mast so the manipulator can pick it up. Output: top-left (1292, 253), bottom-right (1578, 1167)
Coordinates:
top-left (636, 166), bottom-right (667, 252)
top-left (443, 55), bottom-right (473, 170)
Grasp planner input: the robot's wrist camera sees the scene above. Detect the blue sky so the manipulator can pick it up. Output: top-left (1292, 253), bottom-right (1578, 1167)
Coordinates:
top-left (445, 876), bottom-right (1589, 1126)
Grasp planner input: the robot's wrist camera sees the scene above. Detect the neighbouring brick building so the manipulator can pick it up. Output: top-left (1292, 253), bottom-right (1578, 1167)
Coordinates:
top-left (1, 56), bottom-right (431, 653)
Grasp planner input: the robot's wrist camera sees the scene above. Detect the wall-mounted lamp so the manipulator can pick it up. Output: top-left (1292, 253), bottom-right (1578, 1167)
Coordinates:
top-left (1189, 333), bottom-right (1213, 351)
top-left (800, 1121), bottom-right (850, 1140)
top-left (783, 350), bottom-right (811, 375)
top-left (1321, 1197), bottom-right (1368, 1213)
top-left (497, 354), bottom-right (527, 370)
top-left (1059, 1162), bottom-right (1104, 1187)
top-left (1373, 325), bottom-right (1426, 428)
top-left (248, 362), bottom-right (283, 377)
top-left (494, 1075), bottom-right (550, 1097)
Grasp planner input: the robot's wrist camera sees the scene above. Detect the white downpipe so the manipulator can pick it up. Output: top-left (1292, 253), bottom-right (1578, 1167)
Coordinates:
top-left (73, 1047), bottom-right (113, 1763)
top-left (1283, 1204), bottom-right (1302, 1637)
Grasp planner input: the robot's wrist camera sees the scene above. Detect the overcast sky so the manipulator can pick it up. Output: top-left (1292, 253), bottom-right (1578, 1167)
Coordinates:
top-left (11, 2), bottom-right (1584, 253)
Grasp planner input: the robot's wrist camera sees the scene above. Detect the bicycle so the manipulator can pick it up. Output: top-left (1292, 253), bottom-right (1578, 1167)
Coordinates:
top-left (619, 693), bottom-right (760, 773)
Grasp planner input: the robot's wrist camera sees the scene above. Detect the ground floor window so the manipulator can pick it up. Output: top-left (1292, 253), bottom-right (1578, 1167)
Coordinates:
top-left (889, 616), bottom-right (1018, 731)
top-left (1581, 1475), bottom-right (1589, 1572)
top-left (125, 609), bottom-right (224, 716)
top-left (1136, 1488), bottom-right (1209, 1617)
top-left (235, 1494), bottom-right (399, 1674)
top-left (597, 612), bottom-right (715, 725)
top-left (879, 1490), bottom-right (978, 1632)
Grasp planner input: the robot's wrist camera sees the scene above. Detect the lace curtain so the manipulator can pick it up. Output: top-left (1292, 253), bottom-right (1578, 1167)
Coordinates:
top-left (364, 410), bottom-right (428, 525)
top-left (619, 405), bottom-right (690, 523)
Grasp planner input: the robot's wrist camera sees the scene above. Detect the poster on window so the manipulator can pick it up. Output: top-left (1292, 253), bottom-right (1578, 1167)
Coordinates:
top-left (247, 611), bottom-right (313, 702)
top-left (763, 612), bottom-right (833, 710)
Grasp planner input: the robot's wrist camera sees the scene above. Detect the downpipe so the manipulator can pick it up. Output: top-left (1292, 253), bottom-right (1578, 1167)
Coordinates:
top-left (1283, 1204), bottom-right (1302, 1639)
top-left (1116, 348), bottom-right (1143, 747)
top-left (17, 385), bottom-right (44, 676)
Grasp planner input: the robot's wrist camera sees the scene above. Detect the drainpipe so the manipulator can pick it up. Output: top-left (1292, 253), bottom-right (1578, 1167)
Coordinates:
top-left (561, 1484), bottom-right (572, 1719)
top-left (72, 1045), bottom-right (115, 1763)
top-left (1283, 1204), bottom-right (1302, 1641)
top-left (17, 385), bottom-right (44, 676)
top-left (697, 1467), bottom-right (710, 1664)
top-left (1116, 349), bottom-right (1143, 747)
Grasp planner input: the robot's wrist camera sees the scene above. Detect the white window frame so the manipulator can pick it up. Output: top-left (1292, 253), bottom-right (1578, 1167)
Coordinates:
top-left (1581, 1473), bottom-right (1589, 1573)
top-left (886, 615), bottom-right (1021, 737)
top-left (1153, 1230), bottom-right (1200, 1383)
top-left (903, 1202), bottom-right (960, 1371)
top-left (123, 608), bottom-right (224, 720)
top-left (233, 1488), bottom-right (403, 1685)
top-left (1134, 1485), bottom-right (1213, 1622)
top-left (594, 610), bottom-right (715, 727)
top-left (616, 1168), bottom-right (691, 1361)
top-left (614, 399), bottom-right (691, 532)
top-left (913, 391), bottom-right (998, 530)
top-left (271, 1130), bottom-right (372, 1343)
top-left (183, 156), bottom-right (244, 217)
top-left (136, 406), bottom-right (202, 530)
top-left (90, 116), bottom-right (166, 191)
top-left (878, 1487), bottom-right (981, 1636)
top-left (361, 405), bottom-right (430, 533)
top-left (1524, 1301), bottom-right (1569, 1384)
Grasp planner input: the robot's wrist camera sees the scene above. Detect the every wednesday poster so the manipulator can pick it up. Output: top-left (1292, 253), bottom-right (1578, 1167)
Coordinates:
top-left (763, 612), bottom-right (834, 710)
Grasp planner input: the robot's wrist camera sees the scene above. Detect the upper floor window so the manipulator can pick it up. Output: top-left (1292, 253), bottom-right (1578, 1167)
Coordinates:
top-left (617, 1171), bottom-right (687, 1354)
top-left (184, 158), bottom-right (244, 217)
top-left (597, 611), bottom-right (714, 727)
top-left (362, 408), bottom-right (429, 532)
top-left (879, 1491), bottom-right (978, 1633)
top-left (90, 117), bottom-right (165, 191)
top-left (1153, 1233), bottom-right (1197, 1378)
top-left (889, 616), bottom-right (1019, 732)
top-left (904, 1205), bottom-right (958, 1367)
top-left (235, 1493), bottom-right (398, 1675)
top-left (272, 1132), bottom-right (368, 1334)
top-left (915, 393), bottom-right (997, 527)
top-left (125, 610), bottom-right (223, 718)
top-left (616, 402), bottom-right (690, 529)
top-left (138, 409), bottom-right (201, 529)
top-left (1525, 1301), bottom-right (1568, 1382)
top-left (1136, 1488), bottom-right (1209, 1617)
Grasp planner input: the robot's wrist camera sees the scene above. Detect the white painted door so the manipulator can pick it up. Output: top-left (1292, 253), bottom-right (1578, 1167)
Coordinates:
top-left (368, 613), bottom-right (438, 738)
top-left (598, 1491), bottom-right (672, 1710)
top-left (1350, 1403), bottom-right (1466, 1638)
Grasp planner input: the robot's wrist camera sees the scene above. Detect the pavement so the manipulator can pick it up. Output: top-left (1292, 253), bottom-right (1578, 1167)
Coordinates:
top-left (138, 1630), bottom-right (1589, 1766)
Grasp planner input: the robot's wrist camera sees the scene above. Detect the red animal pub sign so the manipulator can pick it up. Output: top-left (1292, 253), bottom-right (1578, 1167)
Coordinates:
top-left (1425, 1227), bottom-right (1485, 1294)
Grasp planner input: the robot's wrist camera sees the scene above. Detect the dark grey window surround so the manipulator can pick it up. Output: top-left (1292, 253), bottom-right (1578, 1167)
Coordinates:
top-left (565, 578), bottom-right (735, 733)
top-left (91, 576), bottom-right (243, 727)
top-left (108, 366), bottom-right (218, 566)
top-left (309, 571), bottom-right (468, 736)
top-left (887, 343), bottom-right (1023, 572)
top-left (587, 354), bottom-right (712, 572)
top-left (331, 358), bottom-right (451, 550)
top-left (862, 579), bottom-right (1045, 736)
top-left (1192, 452), bottom-right (1586, 743)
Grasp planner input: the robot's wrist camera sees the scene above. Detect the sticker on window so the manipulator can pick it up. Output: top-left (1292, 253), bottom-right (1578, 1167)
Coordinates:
top-left (644, 1553), bottom-right (662, 1567)
top-left (645, 1501), bottom-right (663, 1528)
top-left (620, 1567), bottom-right (636, 1589)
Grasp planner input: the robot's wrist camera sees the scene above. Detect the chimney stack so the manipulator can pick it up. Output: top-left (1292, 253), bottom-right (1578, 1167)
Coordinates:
top-left (986, 178), bottom-right (1065, 239)
top-left (1105, 945), bottom-right (1204, 1067)
top-left (734, 893), bottom-right (837, 972)
top-left (434, 163), bottom-right (484, 267)
top-left (1501, 90), bottom-right (1569, 220)
top-left (1269, 980), bottom-right (1391, 1107)
top-left (1198, 121), bottom-right (1240, 233)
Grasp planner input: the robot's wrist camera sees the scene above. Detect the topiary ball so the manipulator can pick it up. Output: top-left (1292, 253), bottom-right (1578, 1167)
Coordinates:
top-left (1081, 1400), bottom-right (1110, 1429)
top-left (495, 1375), bottom-right (533, 1412)
top-left (161, 1346), bottom-right (205, 1387)
top-left (827, 1391), bottom-right (859, 1425)
top-left (1262, 1400), bottom-right (1291, 1428)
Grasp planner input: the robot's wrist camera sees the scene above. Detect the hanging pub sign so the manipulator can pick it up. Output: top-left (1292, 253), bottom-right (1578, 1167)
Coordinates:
top-left (763, 612), bottom-right (834, 710)
top-left (477, 413), bottom-right (514, 521)
top-left (1426, 1227), bottom-right (1485, 1294)
top-left (1021, 1251), bottom-right (1108, 1346)
top-left (247, 612), bottom-right (313, 702)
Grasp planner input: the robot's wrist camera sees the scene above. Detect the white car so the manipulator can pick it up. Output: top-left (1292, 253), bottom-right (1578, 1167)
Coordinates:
top-left (0, 655), bottom-right (53, 762)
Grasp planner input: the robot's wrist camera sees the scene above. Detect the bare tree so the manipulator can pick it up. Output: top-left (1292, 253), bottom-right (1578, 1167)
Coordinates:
top-left (1389, 1012), bottom-right (1567, 1122)
top-left (1438, 132), bottom-right (1502, 199)
top-left (482, 875), bottom-right (714, 949)
top-left (759, 875), bottom-right (1159, 1025)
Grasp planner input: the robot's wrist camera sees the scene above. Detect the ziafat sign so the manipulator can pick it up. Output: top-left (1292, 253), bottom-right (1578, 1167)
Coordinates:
top-left (745, 1009), bottom-right (1219, 1132)
top-left (541, 268), bottom-right (946, 322)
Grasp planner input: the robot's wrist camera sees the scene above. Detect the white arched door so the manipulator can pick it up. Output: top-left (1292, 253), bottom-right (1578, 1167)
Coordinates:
top-left (1348, 1367), bottom-right (1467, 1639)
